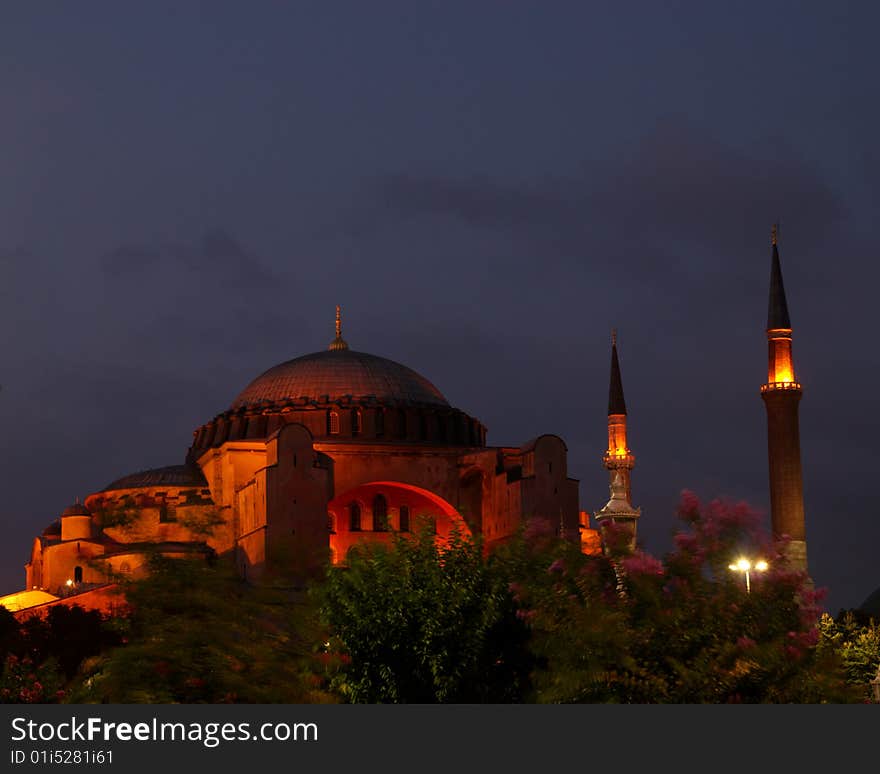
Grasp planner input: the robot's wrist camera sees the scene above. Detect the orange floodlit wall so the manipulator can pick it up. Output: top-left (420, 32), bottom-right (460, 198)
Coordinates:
top-left (328, 480), bottom-right (469, 563)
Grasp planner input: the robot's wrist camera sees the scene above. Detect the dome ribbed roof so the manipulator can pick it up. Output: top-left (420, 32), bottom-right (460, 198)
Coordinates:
top-left (231, 349), bottom-right (449, 409)
top-left (61, 503), bottom-right (90, 517)
top-left (102, 464), bottom-right (208, 492)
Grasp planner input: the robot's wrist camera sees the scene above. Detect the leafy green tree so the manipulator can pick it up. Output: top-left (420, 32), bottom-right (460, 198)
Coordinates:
top-left (20, 605), bottom-right (120, 679)
top-left (66, 553), bottom-right (334, 703)
top-left (316, 523), bottom-right (532, 703)
top-left (817, 611), bottom-right (880, 701)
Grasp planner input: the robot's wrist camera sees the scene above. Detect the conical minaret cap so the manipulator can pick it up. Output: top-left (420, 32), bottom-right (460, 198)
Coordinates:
top-left (767, 226), bottom-right (791, 330)
top-left (608, 330), bottom-right (627, 415)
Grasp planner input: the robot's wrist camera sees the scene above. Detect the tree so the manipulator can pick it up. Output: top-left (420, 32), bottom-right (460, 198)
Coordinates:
top-left (316, 523), bottom-right (532, 703)
top-left (817, 611), bottom-right (880, 701)
top-left (66, 553), bottom-right (333, 703)
top-left (505, 492), bottom-right (857, 703)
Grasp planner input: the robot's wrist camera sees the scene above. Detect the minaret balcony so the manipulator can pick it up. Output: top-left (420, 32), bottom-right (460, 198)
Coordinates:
top-left (761, 381), bottom-right (802, 393)
top-left (603, 450), bottom-right (635, 469)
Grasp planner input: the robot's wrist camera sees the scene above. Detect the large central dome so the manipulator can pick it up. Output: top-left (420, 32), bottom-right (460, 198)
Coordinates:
top-left (188, 308), bottom-right (486, 457)
top-left (231, 349), bottom-right (449, 409)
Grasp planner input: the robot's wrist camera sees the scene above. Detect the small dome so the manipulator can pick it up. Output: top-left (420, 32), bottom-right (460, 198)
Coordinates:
top-left (231, 349), bottom-right (449, 409)
top-left (102, 464), bottom-right (208, 492)
top-left (61, 503), bottom-right (90, 517)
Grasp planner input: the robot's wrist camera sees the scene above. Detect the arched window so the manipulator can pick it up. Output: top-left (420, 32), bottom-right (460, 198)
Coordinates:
top-left (419, 413), bottom-right (428, 441)
top-left (349, 502), bottom-right (361, 531)
top-left (373, 494), bottom-right (388, 531)
top-left (399, 505), bottom-right (410, 532)
top-left (436, 414), bottom-right (447, 442)
top-left (375, 408), bottom-right (385, 437)
top-left (352, 408), bottom-right (362, 436)
top-left (328, 410), bottom-right (340, 435)
top-left (397, 409), bottom-right (407, 439)
top-left (74, 566), bottom-right (83, 583)
top-left (327, 513), bottom-right (336, 533)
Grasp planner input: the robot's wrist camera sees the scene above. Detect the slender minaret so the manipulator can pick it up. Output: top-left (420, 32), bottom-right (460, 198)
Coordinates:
top-left (603, 330), bottom-right (635, 502)
top-left (329, 304), bottom-right (349, 351)
top-left (760, 225), bottom-right (807, 571)
top-left (597, 331), bottom-right (640, 545)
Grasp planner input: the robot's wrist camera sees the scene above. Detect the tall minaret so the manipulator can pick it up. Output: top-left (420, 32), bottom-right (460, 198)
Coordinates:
top-left (595, 331), bottom-right (641, 549)
top-left (603, 330), bottom-right (635, 503)
top-left (760, 225), bottom-right (807, 571)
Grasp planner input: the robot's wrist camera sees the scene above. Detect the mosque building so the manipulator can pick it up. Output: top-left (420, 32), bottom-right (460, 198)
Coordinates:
top-left (3, 306), bottom-right (599, 614)
top-left (0, 229), bottom-right (808, 615)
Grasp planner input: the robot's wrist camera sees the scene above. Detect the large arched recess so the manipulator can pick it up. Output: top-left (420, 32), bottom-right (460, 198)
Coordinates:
top-left (327, 481), bottom-right (470, 564)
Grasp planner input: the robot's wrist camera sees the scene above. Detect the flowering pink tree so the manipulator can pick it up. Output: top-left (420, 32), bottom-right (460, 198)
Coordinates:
top-left (502, 491), bottom-right (856, 703)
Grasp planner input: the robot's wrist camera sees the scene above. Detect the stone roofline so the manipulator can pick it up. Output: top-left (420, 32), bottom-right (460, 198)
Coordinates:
top-left (188, 401), bottom-right (488, 460)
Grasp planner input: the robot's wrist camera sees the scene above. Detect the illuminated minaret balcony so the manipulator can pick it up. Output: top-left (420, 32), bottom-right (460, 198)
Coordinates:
top-left (761, 327), bottom-right (801, 392)
top-left (603, 413), bottom-right (635, 469)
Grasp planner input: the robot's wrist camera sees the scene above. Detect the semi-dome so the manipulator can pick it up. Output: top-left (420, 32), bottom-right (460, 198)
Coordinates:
top-left (231, 349), bottom-right (449, 409)
top-left (101, 464), bottom-right (209, 492)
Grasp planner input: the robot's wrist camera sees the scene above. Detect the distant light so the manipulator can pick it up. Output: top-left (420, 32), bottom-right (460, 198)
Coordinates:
top-left (65, 579), bottom-right (73, 587)
top-left (728, 557), bottom-right (769, 593)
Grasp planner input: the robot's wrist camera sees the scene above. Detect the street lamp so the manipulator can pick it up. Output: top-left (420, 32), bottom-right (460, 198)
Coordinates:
top-left (728, 558), bottom-right (768, 593)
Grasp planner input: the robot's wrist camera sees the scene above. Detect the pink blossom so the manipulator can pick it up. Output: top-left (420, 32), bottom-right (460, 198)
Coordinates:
top-left (547, 558), bottom-right (566, 575)
top-left (736, 636), bottom-right (756, 650)
top-left (621, 552), bottom-right (664, 577)
top-left (677, 490), bottom-right (701, 523)
top-left (798, 628), bottom-right (819, 648)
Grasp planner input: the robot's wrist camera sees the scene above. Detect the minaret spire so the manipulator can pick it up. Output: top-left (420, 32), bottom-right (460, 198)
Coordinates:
top-left (768, 224), bottom-right (791, 330)
top-left (328, 304), bottom-right (349, 351)
top-left (760, 228), bottom-right (807, 572)
top-left (608, 329), bottom-right (627, 415)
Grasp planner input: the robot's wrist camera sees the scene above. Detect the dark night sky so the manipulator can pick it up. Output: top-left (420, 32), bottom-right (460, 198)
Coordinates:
top-left (2, 1), bottom-right (878, 614)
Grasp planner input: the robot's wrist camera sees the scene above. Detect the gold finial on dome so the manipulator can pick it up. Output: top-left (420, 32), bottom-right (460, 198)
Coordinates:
top-left (771, 222), bottom-right (778, 247)
top-left (329, 304), bottom-right (349, 351)
top-left (611, 328), bottom-right (617, 347)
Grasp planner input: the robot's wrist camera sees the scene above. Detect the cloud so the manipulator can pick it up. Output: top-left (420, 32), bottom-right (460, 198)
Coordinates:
top-left (99, 229), bottom-right (276, 288)
top-left (375, 121), bottom-right (844, 258)
top-left (380, 175), bottom-right (569, 230)
top-left (99, 245), bottom-right (161, 277)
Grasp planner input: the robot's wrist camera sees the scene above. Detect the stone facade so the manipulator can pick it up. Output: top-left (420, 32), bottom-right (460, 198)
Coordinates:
top-left (14, 334), bottom-right (592, 605)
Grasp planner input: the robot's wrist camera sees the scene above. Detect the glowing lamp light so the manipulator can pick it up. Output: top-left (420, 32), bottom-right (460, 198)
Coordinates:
top-left (65, 579), bottom-right (74, 587)
top-left (728, 557), bottom-right (768, 593)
